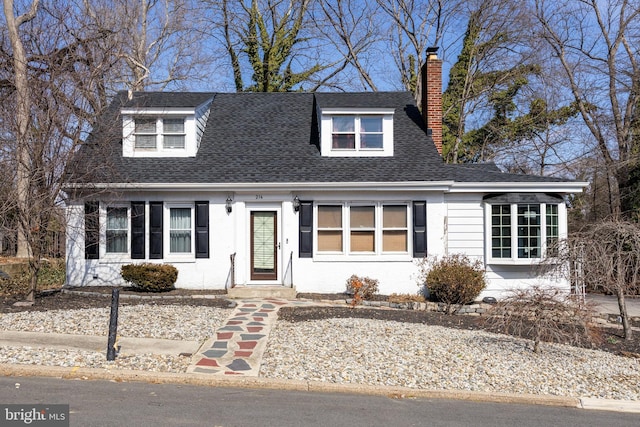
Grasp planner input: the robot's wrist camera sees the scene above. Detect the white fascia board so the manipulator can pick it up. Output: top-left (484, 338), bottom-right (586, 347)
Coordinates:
top-left (449, 181), bottom-right (589, 193)
top-left (320, 107), bottom-right (396, 114)
top-left (65, 181), bottom-right (456, 192)
top-left (64, 180), bottom-right (589, 194)
top-left (120, 107), bottom-right (196, 115)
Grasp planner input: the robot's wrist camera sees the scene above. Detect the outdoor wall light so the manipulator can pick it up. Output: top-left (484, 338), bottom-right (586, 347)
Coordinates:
top-left (293, 196), bottom-right (301, 212)
top-left (225, 196), bottom-right (233, 213)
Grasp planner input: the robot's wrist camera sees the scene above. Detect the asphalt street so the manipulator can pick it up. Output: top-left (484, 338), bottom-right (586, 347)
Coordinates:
top-left (0, 377), bottom-right (638, 427)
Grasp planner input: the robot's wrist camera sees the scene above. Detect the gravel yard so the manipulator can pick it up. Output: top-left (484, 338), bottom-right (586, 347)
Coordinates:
top-left (0, 305), bottom-right (231, 373)
top-left (0, 295), bottom-right (639, 401)
top-left (261, 317), bottom-right (640, 400)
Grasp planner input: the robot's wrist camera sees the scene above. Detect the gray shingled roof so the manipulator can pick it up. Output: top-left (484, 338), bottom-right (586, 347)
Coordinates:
top-left (69, 91), bottom-right (567, 185)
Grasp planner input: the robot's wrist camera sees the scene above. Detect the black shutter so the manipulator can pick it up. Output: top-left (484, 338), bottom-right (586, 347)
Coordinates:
top-left (149, 202), bottom-right (163, 259)
top-left (299, 201), bottom-right (313, 258)
top-left (413, 201), bottom-right (427, 258)
top-left (131, 202), bottom-right (146, 259)
top-left (195, 201), bottom-right (209, 258)
top-left (84, 201), bottom-right (100, 259)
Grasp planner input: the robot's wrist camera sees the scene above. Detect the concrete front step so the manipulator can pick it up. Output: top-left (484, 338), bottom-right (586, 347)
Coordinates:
top-left (227, 286), bottom-right (296, 299)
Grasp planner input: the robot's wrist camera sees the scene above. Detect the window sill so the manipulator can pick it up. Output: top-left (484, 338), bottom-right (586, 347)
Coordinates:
top-left (313, 253), bottom-right (411, 262)
top-left (487, 258), bottom-right (560, 266)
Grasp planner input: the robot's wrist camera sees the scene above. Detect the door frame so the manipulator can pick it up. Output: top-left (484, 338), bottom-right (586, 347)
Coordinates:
top-left (247, 204), bottom-right (282, 284)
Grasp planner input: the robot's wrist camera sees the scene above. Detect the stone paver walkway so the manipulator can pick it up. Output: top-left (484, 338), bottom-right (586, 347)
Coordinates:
top-left (188, 298), bottom-right (318, 376)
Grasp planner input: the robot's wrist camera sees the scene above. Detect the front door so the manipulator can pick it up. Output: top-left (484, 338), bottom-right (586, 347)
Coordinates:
top-left (250, 211), bottom-right (277, 280)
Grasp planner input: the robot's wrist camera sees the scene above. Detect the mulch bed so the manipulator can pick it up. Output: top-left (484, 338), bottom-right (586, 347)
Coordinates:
top-left (1, 289), bottom-right (638, 358)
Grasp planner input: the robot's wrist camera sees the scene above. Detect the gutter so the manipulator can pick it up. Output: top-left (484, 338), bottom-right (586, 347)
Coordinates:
top-left (63, 180), bottom-right (587, 194)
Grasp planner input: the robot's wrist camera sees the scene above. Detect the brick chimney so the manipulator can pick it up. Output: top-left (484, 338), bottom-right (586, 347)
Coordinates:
top-left (420, 47), bottom-right (443, 155)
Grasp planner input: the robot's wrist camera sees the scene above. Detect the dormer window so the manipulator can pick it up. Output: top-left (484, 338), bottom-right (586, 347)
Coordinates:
top-left (134, 117), bottom-right (186, 150)
top-left (320, 108), bottom-right (394, 157)
top-left (332, 116), bottom-right (383, 150)
top-left (162, 118), bottom-right (186, 149)
top-left (134, 118), bottom-right (157, 149)
top-left (121, 96), bottom-right (213, 158)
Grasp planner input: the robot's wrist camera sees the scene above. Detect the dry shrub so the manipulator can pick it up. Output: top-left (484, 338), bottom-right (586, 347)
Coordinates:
top-left (418, 254), bottom-right (486, 314)
top-left (482, 285), bottom-right (601, 353)
top-left (345, 275), bottom-right (379, 307)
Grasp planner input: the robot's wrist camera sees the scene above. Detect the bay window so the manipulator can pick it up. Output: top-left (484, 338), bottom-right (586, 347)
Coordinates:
top-left (488, 199), bottom-right (561, 262)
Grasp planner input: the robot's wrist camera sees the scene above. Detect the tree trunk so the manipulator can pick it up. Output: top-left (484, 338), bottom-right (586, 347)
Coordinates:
top-left (3, 0), bottom-right (39, 259)
top-left (615, 287), bottom-right (632, 340)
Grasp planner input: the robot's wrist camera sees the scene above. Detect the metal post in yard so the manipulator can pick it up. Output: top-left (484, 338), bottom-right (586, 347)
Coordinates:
top-left (106, 288), bottom-right (120, 361)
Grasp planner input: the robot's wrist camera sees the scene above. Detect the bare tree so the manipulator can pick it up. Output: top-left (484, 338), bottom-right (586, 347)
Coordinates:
top-left (377, 0), bottom-right (462, 95)
top-left (81, 0), bottom-right (213, 92)
top-left (3, 0), bottom-right (39, 259)
top-left (534, 0), bottom-right (640, 217)
top-left (482, 285), bottom-right (600, 353)
top-left (312, 0), bottom-right (382, 91)
top-left (559, 221), bottom-right (640, 340)
top-left (1, 1), bottom-right (120, 302)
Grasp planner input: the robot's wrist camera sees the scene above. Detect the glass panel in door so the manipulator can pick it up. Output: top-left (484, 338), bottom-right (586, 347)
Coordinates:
top-left (251, 211), bottom-right (277, 280)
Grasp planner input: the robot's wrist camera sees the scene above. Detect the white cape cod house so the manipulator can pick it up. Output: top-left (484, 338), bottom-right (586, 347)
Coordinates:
top-left (64, 57), bottom-right (586, 298)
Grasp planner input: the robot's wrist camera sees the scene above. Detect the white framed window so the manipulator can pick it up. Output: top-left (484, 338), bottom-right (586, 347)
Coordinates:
top-left (317, 205), bottom-right (343, 252)
top-left (315, 203), bottom-right (409, 256)
top-left (105, 206), bottom-right (129, 254)
top-left (350, 206), bottom-right (375, 253)
top-left (320, 108), bottom-right (394, 157)
top-left (163, 118), bottom-right (186, 149)
top-left (134, 118), bottom-right (158, 149)
top-left (382, 205), bottom-right (408, 252)
top-left (134, 117), bottom-right (186, 150)
top-left (168, 206), bottom-right (193, 254)
top-left (487, 202), bottom-right (560, 263)
top-left (331, 116), bottom-right (383, 150)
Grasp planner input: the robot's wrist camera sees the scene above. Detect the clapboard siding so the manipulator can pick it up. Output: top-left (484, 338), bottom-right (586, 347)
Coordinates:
top-left (446, 196), bottom-right (485, 257)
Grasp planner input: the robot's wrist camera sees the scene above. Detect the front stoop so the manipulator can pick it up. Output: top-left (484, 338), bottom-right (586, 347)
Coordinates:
top-left (227, 286), bottom-right (296, 299)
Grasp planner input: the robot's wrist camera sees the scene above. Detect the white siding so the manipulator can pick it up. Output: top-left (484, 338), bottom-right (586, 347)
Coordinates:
top-left (64, 190), bottom-right (572, 299)
top-left (445, 194), bottom-right (484, 258)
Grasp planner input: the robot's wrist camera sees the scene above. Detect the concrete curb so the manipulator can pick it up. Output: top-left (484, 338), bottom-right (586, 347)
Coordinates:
top-left (579, 397), bottom-right (640, 413)
top-left (0, 363), bottom-right (582, 409)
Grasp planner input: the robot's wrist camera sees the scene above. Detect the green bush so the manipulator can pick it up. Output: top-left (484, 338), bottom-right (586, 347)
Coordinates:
top-left (418, 254), bottom-right (486, 314)
top-left (120, 263), bottom-right (178, 292)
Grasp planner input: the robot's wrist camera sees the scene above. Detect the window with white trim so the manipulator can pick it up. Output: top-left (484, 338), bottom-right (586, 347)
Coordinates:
top-left (382, 205), bottom-right (408, 252)
top-left (320, 108), bottom-right (394, 157)
top-left (133, 117), bottom-right (186, 150)
top-left (169, 207), bottom-right (192, 254)
top-left (163, 118), bottom-right (186, 149)
top-left (134, 118), bottom-right (157, 149)
top-left (316, 203), bottom-right (409, 255)
top-left (489, 202), bottom-right (559, 262)
top-left (332, 116), bottom-right (383, 150)
top-left (106, 206), bottom-right (129, 254)
top-left (317, 205), bottom-right (343, 252)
